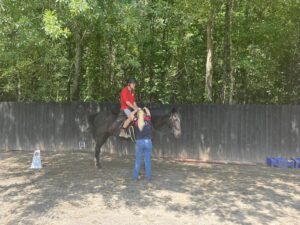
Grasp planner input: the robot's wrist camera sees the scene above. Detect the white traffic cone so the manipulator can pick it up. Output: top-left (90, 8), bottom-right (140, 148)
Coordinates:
top-left (31, 150), bottom-right (42, 169)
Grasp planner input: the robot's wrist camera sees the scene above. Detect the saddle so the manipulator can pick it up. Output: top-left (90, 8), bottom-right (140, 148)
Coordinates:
top-left (115, 111), bottom-right (136, 142)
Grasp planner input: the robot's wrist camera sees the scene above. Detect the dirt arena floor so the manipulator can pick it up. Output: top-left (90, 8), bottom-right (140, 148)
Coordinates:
top-left (1, 151), bottom-right (300, 225)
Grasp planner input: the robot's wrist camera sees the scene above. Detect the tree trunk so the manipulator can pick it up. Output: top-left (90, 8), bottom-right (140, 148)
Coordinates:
top-left (17, 73), bottom-right (21, 101)
top-left (205, 7), bottom-right (214, 102)
top-left (223, 0), bottom-right (233, 104)
top-left (70, 28), bottom-right (81, 101)
top-left (108, 42), bottom-right (116, 86)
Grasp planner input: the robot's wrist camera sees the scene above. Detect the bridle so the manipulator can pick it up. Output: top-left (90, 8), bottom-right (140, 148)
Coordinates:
top-left (168, 113), bottom-right (181, 133)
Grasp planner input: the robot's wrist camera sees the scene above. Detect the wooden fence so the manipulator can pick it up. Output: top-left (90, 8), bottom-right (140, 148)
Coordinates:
top-left (1, 102), bottom-right (300, 163)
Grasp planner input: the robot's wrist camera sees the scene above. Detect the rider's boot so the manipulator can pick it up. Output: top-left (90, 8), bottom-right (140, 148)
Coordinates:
top-left (119, 128), bottom-right (130, 138)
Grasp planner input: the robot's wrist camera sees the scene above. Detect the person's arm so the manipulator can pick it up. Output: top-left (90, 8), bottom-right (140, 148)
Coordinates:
top-left (131, 92), bottom-right (138, 110)
top-left (129, 108), bottom-right (138, 121)
top-left (126, 101), bottom-right (137, 110)
top-left (143, 107), bottom-right (151, 116)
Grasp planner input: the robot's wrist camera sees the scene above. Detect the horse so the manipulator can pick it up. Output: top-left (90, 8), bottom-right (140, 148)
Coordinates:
top-left (88, 106), bottom-right (181, 169)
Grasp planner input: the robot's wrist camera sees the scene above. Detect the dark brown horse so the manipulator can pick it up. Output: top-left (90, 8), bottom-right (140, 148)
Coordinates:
top-left (88, 107), bottom-right (181, 169)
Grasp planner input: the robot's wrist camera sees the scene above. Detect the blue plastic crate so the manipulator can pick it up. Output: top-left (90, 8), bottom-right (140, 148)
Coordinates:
top-left (292, 158), bottom-right (300, 168)
top-left (266, 157), bottom-right (276, 167)
top-left (266, 157), bottom-right (284, 167)
top-left (266, 157), bottom-right (294, 168)
top-left (285, 159), bottom-right (295, 168)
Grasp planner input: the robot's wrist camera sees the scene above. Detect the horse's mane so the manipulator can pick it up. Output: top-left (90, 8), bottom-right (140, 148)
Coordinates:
top-left (147, 106), bottom-right (178, 117)
top-left (110, 105), bottom-right (120, 115)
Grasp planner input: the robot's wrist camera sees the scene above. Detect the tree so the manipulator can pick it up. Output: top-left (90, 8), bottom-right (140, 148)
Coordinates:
top-left (223, 0), bottom-right (234, 104)
top-left (1, 0), bottom-right (300, 104)
top-left (205, 3), bottom-right (215, 102)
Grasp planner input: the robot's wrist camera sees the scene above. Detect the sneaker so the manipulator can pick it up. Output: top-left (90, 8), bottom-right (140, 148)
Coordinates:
top-left (119, 128), bottom-right (130, 138)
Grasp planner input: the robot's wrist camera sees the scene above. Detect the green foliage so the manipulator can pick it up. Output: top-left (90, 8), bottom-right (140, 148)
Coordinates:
top-left (43, 10), bottom-right (71, 39)
top-left (0, 0), bottom-right (299, 103)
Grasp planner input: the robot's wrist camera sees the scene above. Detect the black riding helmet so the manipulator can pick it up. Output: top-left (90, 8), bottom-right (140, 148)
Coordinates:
top-left (127, 77), bottom-right (136, 84)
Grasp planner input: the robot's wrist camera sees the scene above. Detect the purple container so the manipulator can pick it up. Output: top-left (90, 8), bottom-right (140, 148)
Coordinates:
top-left (266, 157), bottom-right (294, 168)
top-left (292, 158), bottom-right (300, 168)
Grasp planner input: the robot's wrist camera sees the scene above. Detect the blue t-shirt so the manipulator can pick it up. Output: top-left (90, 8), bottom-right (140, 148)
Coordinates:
top-left (134, 116), bottom-right (152, 140)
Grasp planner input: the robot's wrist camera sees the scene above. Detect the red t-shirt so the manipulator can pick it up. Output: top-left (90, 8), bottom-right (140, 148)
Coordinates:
top-left (120, 87), bottom-right (135, 110)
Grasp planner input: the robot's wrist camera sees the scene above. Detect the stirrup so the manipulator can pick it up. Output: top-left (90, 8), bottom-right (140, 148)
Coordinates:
top-left (128, 126), bottom-right (136, 142)
top-left (119, 129), bottom-right (130, 138)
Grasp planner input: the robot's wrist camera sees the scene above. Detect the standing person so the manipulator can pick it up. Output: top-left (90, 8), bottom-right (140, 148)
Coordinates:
top-left (119, 77), bottom-right (139, 138)
top-left (131, 107), bottom-right (153, 181)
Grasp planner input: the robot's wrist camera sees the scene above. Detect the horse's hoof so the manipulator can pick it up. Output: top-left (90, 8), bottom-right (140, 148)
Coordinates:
top-left (95, 163), bottom-right (102, 170)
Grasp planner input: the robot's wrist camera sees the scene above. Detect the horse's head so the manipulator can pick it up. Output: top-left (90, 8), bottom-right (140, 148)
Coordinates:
top-left (169, 108), bottom-right (181, 138)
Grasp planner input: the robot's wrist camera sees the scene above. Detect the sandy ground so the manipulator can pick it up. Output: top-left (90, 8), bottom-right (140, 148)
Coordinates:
top-left (1, 151), bottom-right (300, 225)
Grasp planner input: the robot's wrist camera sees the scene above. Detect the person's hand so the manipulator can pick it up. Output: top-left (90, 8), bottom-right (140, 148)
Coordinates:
top-left (129, 111), bottom-right (136, 120)
top-left (130, 114), bottom-right (134, 121)
top-left (143, 107), bottom-right (150, 116)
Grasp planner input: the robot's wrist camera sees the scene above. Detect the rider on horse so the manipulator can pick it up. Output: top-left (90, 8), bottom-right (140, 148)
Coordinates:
top-left (119, 77), bottom-right (140, 138)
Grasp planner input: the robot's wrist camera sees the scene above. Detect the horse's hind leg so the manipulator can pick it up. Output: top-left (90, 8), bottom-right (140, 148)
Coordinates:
top-left (94, 134), bottom-right (109, 169)
top-left (94, 142), bottom-right (101, 169)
